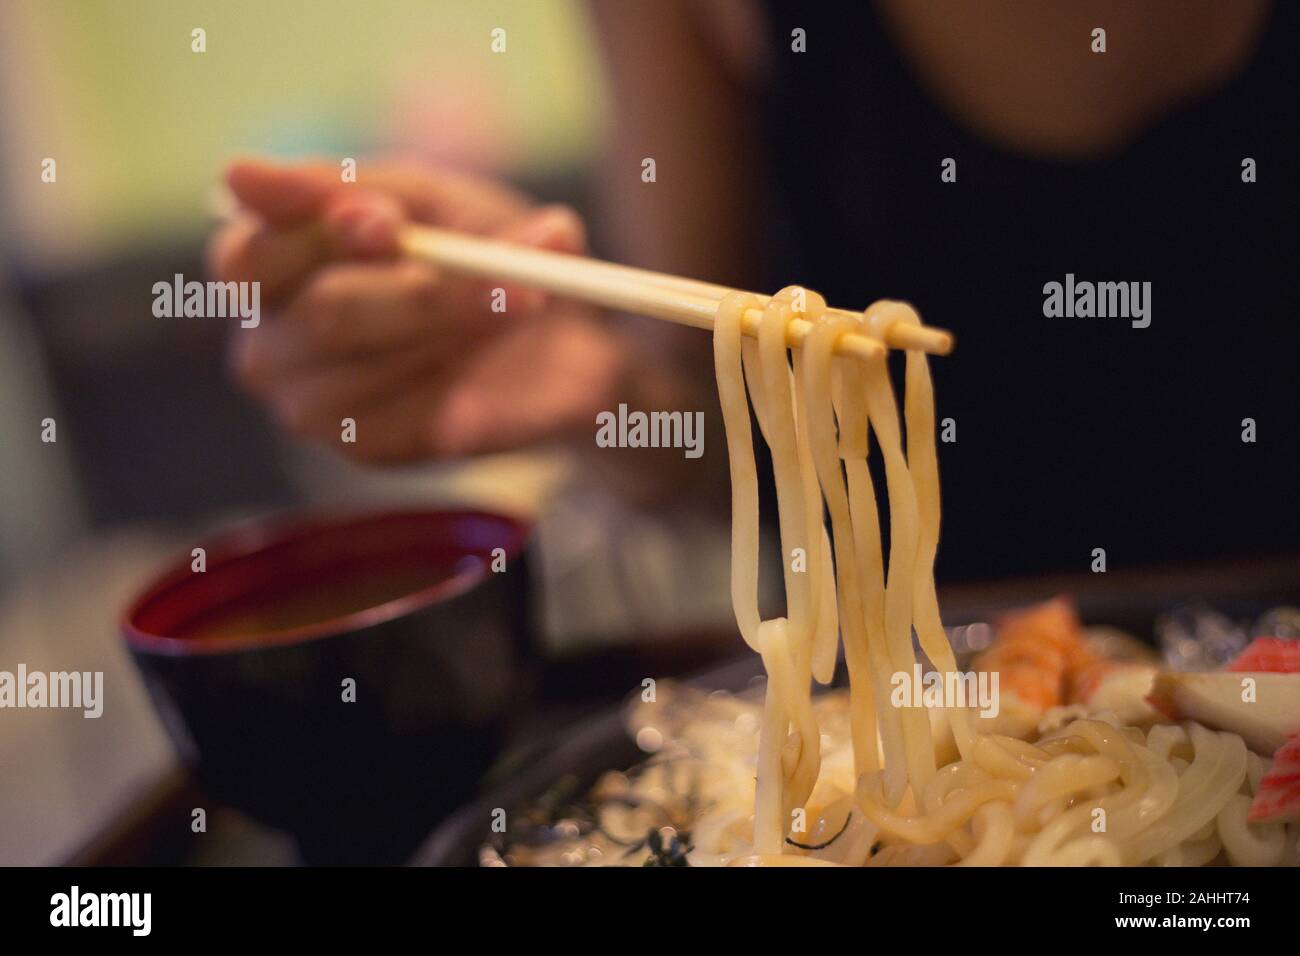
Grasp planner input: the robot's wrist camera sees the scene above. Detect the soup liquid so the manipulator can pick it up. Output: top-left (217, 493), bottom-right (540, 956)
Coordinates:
top-left (182, 561), bottom-right (475, 640)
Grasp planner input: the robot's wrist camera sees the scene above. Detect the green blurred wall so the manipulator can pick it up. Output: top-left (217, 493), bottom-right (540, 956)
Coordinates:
top-left (0, 0), bottom-right (607, 270)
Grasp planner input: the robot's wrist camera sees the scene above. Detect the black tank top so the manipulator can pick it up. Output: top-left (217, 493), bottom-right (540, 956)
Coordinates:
top-left (756, 2), bottom-right (1300, 581)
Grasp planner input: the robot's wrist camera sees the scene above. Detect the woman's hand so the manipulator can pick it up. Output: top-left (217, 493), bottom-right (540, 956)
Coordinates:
top-left (208, 158), bottom-right (627, 463)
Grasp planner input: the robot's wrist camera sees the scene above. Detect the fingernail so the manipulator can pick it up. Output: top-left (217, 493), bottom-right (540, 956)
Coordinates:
top-left (329, 198), bottom-right (400, 257)
top-left (335, 209), bottom-right (394, 258)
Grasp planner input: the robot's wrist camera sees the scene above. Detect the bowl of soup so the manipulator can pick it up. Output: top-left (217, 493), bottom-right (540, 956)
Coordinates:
top-left (122, 508), bottom-right (534, 864)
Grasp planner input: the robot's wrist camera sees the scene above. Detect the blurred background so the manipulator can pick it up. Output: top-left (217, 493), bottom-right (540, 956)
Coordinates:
top-left (1, 0), bottom-right (1296, 864)
top-left (0, 0), bottom-right (742, 865)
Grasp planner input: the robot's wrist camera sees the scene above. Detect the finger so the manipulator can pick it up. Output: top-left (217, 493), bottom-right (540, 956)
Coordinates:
top-left (487, 205), bottom-right (590, 313)
top-left (499, 203), bottom-right (587, 256)
top-left (323, 377), bottom-right (459, 465)
top-left (228, 261), bottom-right (505, 396)
top-left (227, 157), bottom-right (532, 235)
top-left (356, 164), bottom-right (534, 232)
top-left (211, 189), bottom-right (413, 308)
top-left (227, 321), bottom-right (304, 399)
top-left (280, 259), bottom-right (508, 358)
top-left (291, 314), bottom-right (619, 464)
top-left (207, 215), bottom-right (335, 306)
top-left (224, 158), bottom-right (412, 263)
top-left (430, 310), bottom-right (622, 456)
top-left (224, 157), bottom-right (344, 227)
top-left (221, 160), bottom-right (589, 309)
top-left (266, 344), bottom-right (446, 444)
top-left (324, 193), bottom-right (406, 259)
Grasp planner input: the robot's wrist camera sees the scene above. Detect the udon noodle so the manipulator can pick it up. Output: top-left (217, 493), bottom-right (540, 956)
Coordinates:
top-left (489, 288), bottom-right (1296, 868)
top-left (704, 288), bottom-right (1291, 866)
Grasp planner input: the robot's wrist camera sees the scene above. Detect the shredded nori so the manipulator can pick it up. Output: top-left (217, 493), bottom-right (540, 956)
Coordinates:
top-left (785, 812), bottom-right (853, 851)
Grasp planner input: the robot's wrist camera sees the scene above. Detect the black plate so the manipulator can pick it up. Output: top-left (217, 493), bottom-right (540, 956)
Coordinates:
top-left (410, 655), bottom-right (763, 866)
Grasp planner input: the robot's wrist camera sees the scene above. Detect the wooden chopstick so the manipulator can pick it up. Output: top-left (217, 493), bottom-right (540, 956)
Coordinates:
top-left (399, 225), bottom-right (953, 359)
top-left (604, 269), bottom-right (951, 356)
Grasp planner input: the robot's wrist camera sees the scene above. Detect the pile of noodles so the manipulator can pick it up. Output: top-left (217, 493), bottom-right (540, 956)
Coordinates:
top-left (490, 682), bottom-right (1295, 867)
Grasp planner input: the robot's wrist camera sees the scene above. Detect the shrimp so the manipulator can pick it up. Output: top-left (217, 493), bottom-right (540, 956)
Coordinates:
top-left (972, 597), bottom-right (1087, 738)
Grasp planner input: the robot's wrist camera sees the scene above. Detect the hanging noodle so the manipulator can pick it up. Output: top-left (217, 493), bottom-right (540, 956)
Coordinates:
top-left (702, 287), bottom-right (1289, 867)
top-left (492, 287), bottom-right (1296, 869)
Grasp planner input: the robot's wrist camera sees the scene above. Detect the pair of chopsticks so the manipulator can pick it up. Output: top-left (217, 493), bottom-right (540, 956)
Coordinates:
top-left (399, 225), bottom-right (953, 360)
top-left (216, 184), bottom-right (952, 359)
